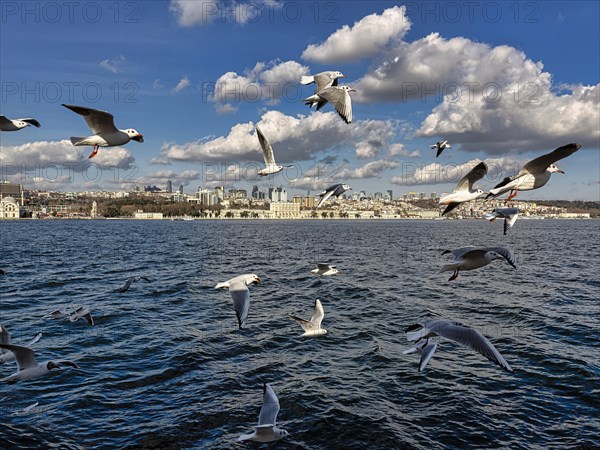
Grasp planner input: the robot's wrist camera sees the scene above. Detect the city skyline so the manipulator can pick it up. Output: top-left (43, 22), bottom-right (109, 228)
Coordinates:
top-left (1, 2), bottom-right (599, 201)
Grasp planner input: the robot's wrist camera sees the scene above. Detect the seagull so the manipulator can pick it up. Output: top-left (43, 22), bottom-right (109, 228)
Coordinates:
top-left (306, 86), bottom-right (355, 124)
top-left (403, 320), bottom-right (512, 372)
top-left (440, 246), bottom-right (516, 281)
top-left (62, 104), bottom-right (144, 159)
top-left (439, 162), bottom-right (487, 215)
top-left (316, 183), bottom-right (352, 209)
top-left (310, 263), bottom-right (338, 276)
top-left (430, 140), bottom-right (451, 158)
top-left (0, 115), bottom-right (41, 132)
top-left (289, 299), bottom-right (327, 337)
top-left (69, 306), bottom-right (94, 326)
top-left (238, 383), bottom-right (289, 442)
top-left (214, 274), bottom-right (260, 329)
top-left (486, 143), bottom-right (581, 201)
top-left (0, 325), bottom-right (42, 365)
top-left (301, 71), bottom-right (346, 93)
top-left (483, 207), bottom-right (519, 235)
top-left (45, 307), bottom-right (75, 320)
top-left (115, 276), bottom-right (151, 293)
top-left (255, 126), bottom-right (293, 177)
top-left (0, 343), bottom-right (79, 384)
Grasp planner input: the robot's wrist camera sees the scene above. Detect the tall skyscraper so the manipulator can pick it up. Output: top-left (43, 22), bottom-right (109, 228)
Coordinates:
top-left (179, 185), bottom-right (184, 194)
top-left (252, 185), bottom-right (259, 199)
top-left (166, 180), bottom-right (172, 193)
top-left (387, 189), bottom-right (393, 200)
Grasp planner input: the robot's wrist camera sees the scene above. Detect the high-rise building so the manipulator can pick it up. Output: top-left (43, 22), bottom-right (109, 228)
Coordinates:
top-left (271, 186), bottom-right (287, 202)
top-left (252, 185), bottom-right (259, 199)
top-left (387, 190), bottom-right (393, 201)
top-left (374, 192), bottom-right (383, 200)
top-left (179, 185), bottom-right (184, 194)
top-left (431, 192), bottom-right (437, 200)
top-left (215, 186), bottom-right (224, 201)
top-left (166, 180), bottom-right (173, 193)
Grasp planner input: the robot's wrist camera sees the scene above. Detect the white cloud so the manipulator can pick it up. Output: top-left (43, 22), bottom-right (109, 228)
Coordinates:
top-left (160, 110), bottom-right (400, 164)
top-left (215, 103), bottom-right (238, 114)
top-left (339, 159), bottom-right (400, 179)
top-left (133, 169), bottom-right (200, 188)
top-left (302, 6), bottom-right (410, 63)
top-left (173, 76), bottom-right (191, 93)
top-left (388, 143), bottom-right (421, 158)
top-left (170, 0), bottom-right (282, 27)
top-left (152, 79), bottom-right (163, 89)
top-left (210, 60), bottom-right (308, 108)
top-left (99, 54), bottom-right (127, 73)
top-left (149, 156), bottom-right (171, 165)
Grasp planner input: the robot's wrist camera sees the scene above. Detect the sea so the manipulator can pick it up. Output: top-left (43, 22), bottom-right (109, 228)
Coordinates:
top-left (0, 219), bottom-right (598, 449)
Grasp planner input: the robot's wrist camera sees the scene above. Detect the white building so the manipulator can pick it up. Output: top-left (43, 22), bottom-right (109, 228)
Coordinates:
top-left (270, 201), bottom-right (300, 218)
top-left (134, 210), bottom-right (163, 220)
top-left (0, 196), bottom-right (20, 219)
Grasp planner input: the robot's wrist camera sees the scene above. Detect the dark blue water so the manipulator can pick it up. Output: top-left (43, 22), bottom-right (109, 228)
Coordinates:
top-left (1, 219), bottom-right (598, 449)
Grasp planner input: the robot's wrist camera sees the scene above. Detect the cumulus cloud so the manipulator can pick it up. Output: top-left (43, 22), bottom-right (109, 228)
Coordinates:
top-left (302, 6), bottom-right (410, 63)
top-left (215, 103), bottom-right (238, 114)
top-left (210, 60), bottom-right (308, 109)
top-left (173, 76), bottom-right (191, 93)
top-left (350, 31), bottom-right (599, 152)
top-left (132, 169), bottom-right (200, 188)
top-left (99, 54), bottom-right (127, 73)
top-left (388, 143), bottom-right (421, 158)
top-left (339, 159), bottom-right (400, 179)
top-left (160, 110), bottom-right (400, 163)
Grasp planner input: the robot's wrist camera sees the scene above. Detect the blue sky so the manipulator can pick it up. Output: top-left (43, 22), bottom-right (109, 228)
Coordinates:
top-left (1, 1), bottom-right (598, 200)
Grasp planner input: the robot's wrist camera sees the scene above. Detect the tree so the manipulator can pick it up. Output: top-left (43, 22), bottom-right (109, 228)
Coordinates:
top-left (321, 211), bottom-right (328, 219)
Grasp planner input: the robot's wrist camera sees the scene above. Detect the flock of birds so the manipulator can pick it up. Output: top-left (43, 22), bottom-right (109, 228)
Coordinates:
top-left (0, 69), bottom-right (584, 443)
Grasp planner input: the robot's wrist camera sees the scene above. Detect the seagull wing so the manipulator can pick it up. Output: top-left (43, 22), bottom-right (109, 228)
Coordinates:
top-left (62, 104), bottom-right (118, 135)
top-left (0, 115), bottom-right (11, 126)
top-left (418, 342), bottom-right (438, 371)
top-left (316, 186), bottom-right (338, 209)
top-left (20, 118), bottom-right (41, 128)
top-left (442, 202), bottom-right (461, 216)
top-left (54, 360), bottom-right (80, 369)
top-left (485, 247), bottom-right (517, 268)
top-left (312, 72), bottom-right (334, 92)
top-left (0, 344), bottom-right (37, 370)
top-left (316, 263), bottom-right (331, 271)
top-left (289, 314), bottom-right (314, 332)
top-left (523, 143), bottom-right (581, 174)
top-left (24, 333), bottom-right (42, 347)
top-left (319, 87), bottom-right (353, 124)
top-left (310, 299), bottom-right (325, 328)
top-left (443, 246), bottom-right (478, 260)
top-left (258, 383), bottom-right (280, 426)
top-left (229, 281), bottom-right (250, 329)
top-left (0, 325), bottom-right (11, 345)
top-left (455, 162), bottom-right (488, 192)
top-left (256, 126), bottom-right (276, 165)
top-left (432, 322), bottom-right (513, 372)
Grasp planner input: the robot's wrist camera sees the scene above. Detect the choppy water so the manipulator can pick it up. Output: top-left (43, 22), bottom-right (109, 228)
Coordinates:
top-left (0, 219), bottom-right (598, 449)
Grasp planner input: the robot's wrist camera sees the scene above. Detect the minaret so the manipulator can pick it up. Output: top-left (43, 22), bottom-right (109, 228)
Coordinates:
top-left (91, 201), bottom-right (98, 218)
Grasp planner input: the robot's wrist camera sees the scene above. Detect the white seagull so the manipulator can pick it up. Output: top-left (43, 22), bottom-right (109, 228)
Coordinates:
top-left (430, 140), bottom-right (451, 158)
top-left (306, 86), bottom-right (355, 124)
top-left (487, 143), bottom-right (581, 201)
top-left (255, 126), bottom-right (293, 177)
top-left (115, 276), bottom-right (151, 293)
top-left (0, 343), bottom-right (79, 384)
top-left (301, 71), bottom-right (346, 93)
top-left (310, 263), bottom-right (338, 276)
top-left (403, 320), bottom-right (513, 372)
top-left (45, 307), bottom-right (75, 320)
top-left (289, 299), bottom-right (327, 337)
top-left (439, 162), bottom-right (487, 215)
top-left (483, 207), bottom-right (519, 235)
top-left (214, 274), bottom-right (260, 329)
top-left (0, 115), bottom-right (41, 131)
top-left (316, 183), bottom-right (352, 209)
top-left (62, 104), bottom-right (144, 159)
top-left (238, 383), bottom-right (289, 442)
top-left (440, 246), bottom-right (516, 281)
top-left (0, 325), bottom-right (42, 365)
top-left (69, 306), bottom-right (94, 326)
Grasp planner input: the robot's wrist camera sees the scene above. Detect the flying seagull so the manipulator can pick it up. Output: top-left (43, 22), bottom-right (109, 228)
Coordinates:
top-left (486, 143), bottom-right (581, 201)
top-left (45, 307), bottom-right (75, 320)
top-left (483, 207), bottom-right (519, 235)
top-left (0, 325), bottom-right (42, 365)
top-left (115, 276), bottom-right (151, 293)
top-left (310, 263), bottom-right (338, 276)
top-left (439, 162), bottom-right (487, 215)
top-left (0, 343), bottom-right (79, 384)
top-left (307, 86), bottom-right (355, 124)
top-left (69, 306), bottom-right (94, 326)
top-left (289, 299), bottom-right (327, 337)
top-left (214, 274), bottom-right (260, 329)
top-left (62, 104), bottom-right (144, 159)
top-left (440, 246), bottom-right (516, 281)
top-left (238, 383), bottom-right (289, 442)
top-left (0, 115), bottom-right (41, 131)
top-left (403, 320), bottom-right (512, 372)
top-left (430, 140), bottom-right (451, 158)
top-left (255, 126), bottom-right (293, 177)
top-left (316, 183), bottom-right (352, 209)
top-left (301, 71), bottom-right (346, 93)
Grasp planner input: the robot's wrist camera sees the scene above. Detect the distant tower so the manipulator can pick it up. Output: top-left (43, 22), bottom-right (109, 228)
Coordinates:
top-left (252, 185), bottom-right (259, 199)
top-left (166, 180), bottom-right (172, 193)
top-left (91, 201), bottom-right (98, 218)
top-left (179, 185), bottom-right (184, 194)
top-left (387, 189), bottom-right (393, 201)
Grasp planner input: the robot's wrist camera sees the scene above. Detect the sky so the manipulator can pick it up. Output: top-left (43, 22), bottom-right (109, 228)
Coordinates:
top-left (0, 0), bottom-right (599, 200)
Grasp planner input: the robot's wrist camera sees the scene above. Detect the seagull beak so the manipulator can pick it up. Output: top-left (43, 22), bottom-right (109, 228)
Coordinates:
top-left (132, 134), bottom-right (144, 143)
top-left (349, 88), bottom-right (357, 92)
top-left (558, 169), bottom-right (564, 174)
top-left (254, 277), bottom-right (261, 284)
